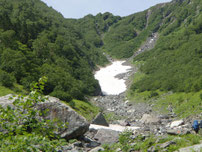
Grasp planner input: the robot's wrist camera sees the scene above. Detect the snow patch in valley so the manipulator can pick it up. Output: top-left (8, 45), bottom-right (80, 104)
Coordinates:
top-left (94, 61), bottom-right (132, 95)
top-left (90, 124), bottom-right (140, 132)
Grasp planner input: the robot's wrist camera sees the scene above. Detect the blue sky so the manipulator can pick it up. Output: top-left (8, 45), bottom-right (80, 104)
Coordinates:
top-left (41, 0), bottom-right (171, 19)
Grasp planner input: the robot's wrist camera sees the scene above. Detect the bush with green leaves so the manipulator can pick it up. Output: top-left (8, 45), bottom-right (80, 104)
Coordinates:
top-left (0, 70), bottom-right (16, 87)
top-left (0, 77), bottom-right (67, 151)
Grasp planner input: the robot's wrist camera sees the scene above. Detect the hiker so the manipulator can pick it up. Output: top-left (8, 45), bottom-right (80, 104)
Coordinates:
top-left (192, 120), bottom-right (199, 133)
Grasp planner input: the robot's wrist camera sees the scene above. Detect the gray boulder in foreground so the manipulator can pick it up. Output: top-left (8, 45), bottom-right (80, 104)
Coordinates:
top-left (94, 129), bottom-right (120, 144)
top-left (0, 95), bottom-right (89, 140)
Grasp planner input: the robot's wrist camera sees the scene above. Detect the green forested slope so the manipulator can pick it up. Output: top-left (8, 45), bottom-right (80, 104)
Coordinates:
top-left (132, 0), bottom-right (202, 93)
top-left (128, 0), bottom-right (202, 117)
top-left (103, 3), bottom-right (167, 58)
top-left (0, 0), bottom-right (109, 101)
top-left (0, 0), bottom-right (202, 111)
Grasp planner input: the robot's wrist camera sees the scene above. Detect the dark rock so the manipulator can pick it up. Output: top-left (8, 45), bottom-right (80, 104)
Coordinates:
top-left (73, 141), bottom-right (83, 147)
top-left (94, 129), bottom-right (120, 144)
top-left (92, 112), bottom-right (109, 127)
top-left (61, 146), bottom-right (73, 151)
top-left (89, 147), bottom-right (104, 152)
top-left (143, 127), bottom-right (151, 132)
top-left (86, 141), bottom-right (101, 148)
top-left (78, 136), bottom-right (92, 143)
top-left (160, 141), bottom-right (176, 149)
top-left (147, 146), bottom-right (156, 152)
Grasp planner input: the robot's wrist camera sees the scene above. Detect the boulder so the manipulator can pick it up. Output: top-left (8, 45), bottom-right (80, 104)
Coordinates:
top-left (140, 114), bottom-right (160, 124)
top-left (160, 141), bottom-right (176, 149)
top-left (0, 95), bottom-right (90, 140)
top-left (94, 129), bottom-right (120, 144)
top-left (0, 94), bottom-right (14, 107)
top-left (38, 96), bottom-right (90, 140)
top-left (117, 120), bottom-right (131, 126)
top-left (170, 120), bottom-right (184, 128)
top-left (177, 143), bottom-right (202, 152)
top-left (91, 112), bottom-right (109, 127)
top-left (166, 129), bottom-right (182, 135)
top-left (166, 129), bottom-right (190, 135)
top-left (73, 141), bottom-right (83, 147)
top-left (89, 147), bottom-right (104, 152)
top-left (147, 146), bottom-right (156, 152)
top-left (86, 141), bottom-right (101, 148)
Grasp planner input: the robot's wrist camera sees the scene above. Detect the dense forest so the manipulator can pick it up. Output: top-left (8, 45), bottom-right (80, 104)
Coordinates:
top-left (0, 0), bottom-right (202, 103)
top-left (0, 0), bottom-right (112, 101)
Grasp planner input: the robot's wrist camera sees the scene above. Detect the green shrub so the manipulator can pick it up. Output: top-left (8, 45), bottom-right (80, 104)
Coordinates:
top-left (50, 90), bottom-right (72, 102)
top-left (0, 70), bottom-right (16, 87)
top-left (200, 93), bottom-right (202, 100)
top-left (0, 77), bottom-right (67, 151)
top-left (149, 91), bottom-right (159, 98)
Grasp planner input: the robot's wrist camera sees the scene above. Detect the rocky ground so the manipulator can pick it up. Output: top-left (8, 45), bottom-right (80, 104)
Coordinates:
top-left (90, 32), bottom-right (160, 125)
top-left (56, 32), bottom-right (202, 151)
top-left (1, 32), bottom-right (201, 152)
top-left (70, 32), bottom-right (202, 152)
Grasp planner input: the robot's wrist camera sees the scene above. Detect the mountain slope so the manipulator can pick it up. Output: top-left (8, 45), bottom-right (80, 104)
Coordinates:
top-left (0, 0), bottom-right (108, 101)
top-left (132, 0), bottom-right (202, 93)
top-left (127, 0), bottom-right (202, 117)
top-left (0, 0), bottom-right (201, 114)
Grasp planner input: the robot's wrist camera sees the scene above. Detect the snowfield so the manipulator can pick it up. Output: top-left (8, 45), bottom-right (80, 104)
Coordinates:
top-left (94, 61), bottom-right (132, 95)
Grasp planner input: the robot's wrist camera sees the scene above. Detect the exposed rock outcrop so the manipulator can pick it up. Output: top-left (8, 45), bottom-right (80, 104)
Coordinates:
top-left (0, 95), bottom-right (90, 140)
top-left (91, 112), bottom-right (109, 127)
top-left (177, 143), bottom-right (202, 152)
top-left (38, 96), bottom-right (90, 140)
top-left (94, 129), bottom-right (120, 144)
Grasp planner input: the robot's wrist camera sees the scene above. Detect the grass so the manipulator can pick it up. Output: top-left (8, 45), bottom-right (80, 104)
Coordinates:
top-left (153, 91), bottom-right (202, 118)
top-left (127, 64), bottom-right (202, 118)
top-left (127, 61), bottom-right (202, 118)
top-left (128, 89), bottom-right (202, 118)
top-left (104, 112), bottom-right (125, 123)
top-left (0, 83), bottom-right (27, 97)
top-left (0, 85), bottom-right (14, 96)
top-left (103, 132), bottom-right (202, 152)
top-left (0, 83), bottom-right (99, 121)
top-left (65, 99), bottom-right (100, 121)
